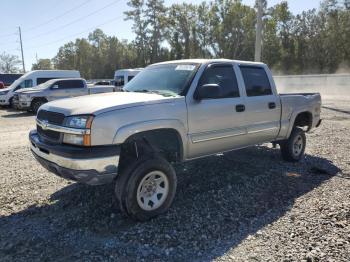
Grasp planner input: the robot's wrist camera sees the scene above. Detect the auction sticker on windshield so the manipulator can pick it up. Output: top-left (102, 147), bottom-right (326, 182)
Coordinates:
top-left (175, 65), bottom-right (196, 71)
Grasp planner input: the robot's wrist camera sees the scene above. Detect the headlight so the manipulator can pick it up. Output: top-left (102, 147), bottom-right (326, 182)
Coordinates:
top-left (65, 115), bottom-right (93, 129)
top-left (63, 115), bottom-right (94, 146)
top-left (0, 90), bottom-right (9, 95)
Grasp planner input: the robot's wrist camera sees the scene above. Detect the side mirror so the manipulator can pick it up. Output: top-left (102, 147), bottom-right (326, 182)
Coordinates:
top-left (194, 83), bottom-right (221, 100)
top-left (51, 84), bottom-right (59, 89)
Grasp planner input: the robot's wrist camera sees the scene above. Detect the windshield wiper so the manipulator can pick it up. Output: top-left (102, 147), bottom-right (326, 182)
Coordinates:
top-left (132, 89), bottom-right (177, 97)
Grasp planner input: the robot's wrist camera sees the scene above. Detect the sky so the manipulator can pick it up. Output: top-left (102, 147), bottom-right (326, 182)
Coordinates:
top-left (0, 0), bottom-right (322, 71)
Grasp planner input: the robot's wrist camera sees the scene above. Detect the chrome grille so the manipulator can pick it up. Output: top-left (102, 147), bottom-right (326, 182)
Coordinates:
top-left (37, 110), bottom-right (65, 142)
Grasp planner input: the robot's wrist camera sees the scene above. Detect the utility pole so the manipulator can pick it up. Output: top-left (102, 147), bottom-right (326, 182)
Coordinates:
top-left (254, 0), bottom-right (263, 62)
top-left (18, 26), bottom-right (25, 73)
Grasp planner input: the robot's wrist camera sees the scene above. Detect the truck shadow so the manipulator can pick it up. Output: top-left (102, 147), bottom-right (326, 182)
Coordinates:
top-left (1, 108), bottom-right (34, 118)
top-left (0, 146), bottom-right (341, 261)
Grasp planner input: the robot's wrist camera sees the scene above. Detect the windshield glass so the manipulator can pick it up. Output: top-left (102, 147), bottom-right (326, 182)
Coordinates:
top-left (124, 63), bottom-right (199, 96)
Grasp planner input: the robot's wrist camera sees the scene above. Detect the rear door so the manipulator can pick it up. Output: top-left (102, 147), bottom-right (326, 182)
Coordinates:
top-left (238, 65), bottom-right (281, 144)
top-left (187, 63), bottom-right (249, 158)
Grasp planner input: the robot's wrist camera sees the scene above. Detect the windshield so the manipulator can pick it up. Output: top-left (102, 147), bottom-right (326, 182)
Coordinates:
top-left (124, 63), bottom-right (199, 96)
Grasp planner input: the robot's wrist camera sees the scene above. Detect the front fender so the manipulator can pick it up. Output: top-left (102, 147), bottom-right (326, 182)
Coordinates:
top-left (112, 119), bottom-right (188, 159)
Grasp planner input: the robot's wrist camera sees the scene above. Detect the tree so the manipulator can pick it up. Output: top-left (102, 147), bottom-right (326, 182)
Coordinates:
top-left (145, 0), bottom-right (167, 63)
top-left (32, 59), bottom-right (52, 70)
top-left (0, 52), bottom-right (21, 73)
top-left (125, 0), bottom-right (150, 66)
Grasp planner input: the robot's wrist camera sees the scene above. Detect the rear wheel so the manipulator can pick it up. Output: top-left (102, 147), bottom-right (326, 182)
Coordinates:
top-left (279, 127), bottom-right (306, 162)
top-left (115, 155), bottom-right (177, 221)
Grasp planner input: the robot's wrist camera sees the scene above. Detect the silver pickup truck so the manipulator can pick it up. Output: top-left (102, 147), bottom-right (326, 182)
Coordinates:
top-left (29, 59), bottom-right (321, 221)
top-left (14, 78), bottom-right (116, 113)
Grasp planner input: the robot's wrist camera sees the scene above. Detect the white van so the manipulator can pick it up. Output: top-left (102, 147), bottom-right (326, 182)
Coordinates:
top-left (0, 70), bottom-right (80, 107)
top-left (114, 68), bottom-right (142, 90)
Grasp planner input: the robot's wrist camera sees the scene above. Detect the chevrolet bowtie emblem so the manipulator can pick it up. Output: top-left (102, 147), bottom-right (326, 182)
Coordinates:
top-left (41, 120), bottom-right (49, 130)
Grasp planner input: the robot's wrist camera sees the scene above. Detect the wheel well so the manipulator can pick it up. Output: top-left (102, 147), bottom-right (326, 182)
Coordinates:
top-left (32, 97), bottom-right (48, 104)
top-left (294, 112), bottom-right (312, 131)
top-left (119, 129), bottom-right (183, 170)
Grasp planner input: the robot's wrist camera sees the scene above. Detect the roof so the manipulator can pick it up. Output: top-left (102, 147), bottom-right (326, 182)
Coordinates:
top-left (153, 58), bottom-right (265, 66)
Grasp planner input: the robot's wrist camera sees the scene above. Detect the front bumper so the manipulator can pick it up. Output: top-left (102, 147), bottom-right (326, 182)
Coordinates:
top-left (16, 99), bottom-right (31, 110)
top-left (29, 130), bottom-right (120, 185)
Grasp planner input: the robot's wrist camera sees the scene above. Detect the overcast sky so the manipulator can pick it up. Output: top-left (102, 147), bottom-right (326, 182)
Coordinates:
top-left (0, 0), bottom-right (321, 71)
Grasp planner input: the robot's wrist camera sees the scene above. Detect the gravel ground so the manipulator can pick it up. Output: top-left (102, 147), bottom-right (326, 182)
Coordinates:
top-left (0, 97), bottom-right (349, 261)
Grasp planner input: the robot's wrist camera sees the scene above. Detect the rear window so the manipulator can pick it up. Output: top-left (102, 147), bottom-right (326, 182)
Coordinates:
top-left (240, 66), bottom-right (272, 96)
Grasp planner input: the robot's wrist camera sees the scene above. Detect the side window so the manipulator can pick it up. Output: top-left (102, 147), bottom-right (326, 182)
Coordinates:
top-left (239, 66), bottom-right (272, 96)
top-left (198, 65), bottom-right (239, 98)
top-left (128, 76), bottom-right (134, 82)
top-left (55, 80), bottom-right (68, 89)
top-left (24, 79), bottom-right (33, 88)
top-left (55, 80), bottom-right (83, 89)
top-left (37, 78), bottom-right (54, 85)
top-left (115, 76), bottom-right (124, 87)
top-left (70, 80), bottom-right (84, 88)
top-left (15, 79), bottom-right (33, 90)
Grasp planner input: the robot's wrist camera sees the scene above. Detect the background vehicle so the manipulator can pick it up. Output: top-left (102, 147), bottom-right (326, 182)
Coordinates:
top-left (0, 73), bottom-right (23, 87)
top-left (114, 68), bottom-right (142, 90)
top-left (0, 81), bottom-right (5, 89)
top-left (16, 78), bottom-right (117, 113)
top-left (93, 80), bottom-right (112, 86)
top-left (29, 59), bottom-right (321, 221)
top-left (0, 70), bottom-right (80, 107)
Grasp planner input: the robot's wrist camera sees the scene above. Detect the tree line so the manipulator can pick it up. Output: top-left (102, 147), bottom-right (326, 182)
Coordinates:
top-left (2, 0), bottom-right (349, 78)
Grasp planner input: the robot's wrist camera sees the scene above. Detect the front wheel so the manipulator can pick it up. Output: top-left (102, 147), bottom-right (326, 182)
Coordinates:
top-left (279, 127), bottom-right (306, 162)
top-left (31, 100), bottom-right (45, 114)
top-left (115, 156), bottom-right (177, 221)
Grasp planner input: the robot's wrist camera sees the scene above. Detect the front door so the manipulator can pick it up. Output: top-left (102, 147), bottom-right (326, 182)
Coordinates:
top-left (186, 63), bottom-right (248, 159)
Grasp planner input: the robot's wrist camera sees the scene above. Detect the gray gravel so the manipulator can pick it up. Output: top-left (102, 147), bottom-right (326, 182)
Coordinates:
top-left (0, 98), bottom-right (349, 261)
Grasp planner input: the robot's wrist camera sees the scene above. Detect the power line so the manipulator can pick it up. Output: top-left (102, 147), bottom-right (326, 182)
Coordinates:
top-left (0, 30), bottom-right (18, 38)
top-left (25, 0), bottom-right (122, 41)
top-left (24, 0), bottom-right (92, 32)
top-left (25, 14), bottom-right (123, 50)
top-left (0, 0), bottom-right (91, 38)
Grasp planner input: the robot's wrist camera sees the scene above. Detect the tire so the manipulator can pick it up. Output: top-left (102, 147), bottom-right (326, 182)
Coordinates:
top-left (8, 98), bottom-right (13, 108)
top-left (279, 127), bottom-right (306, 162)
top-left (115, 155), bottom-right (177, 221)
top-left (31, 100), bottom-right (45, 114)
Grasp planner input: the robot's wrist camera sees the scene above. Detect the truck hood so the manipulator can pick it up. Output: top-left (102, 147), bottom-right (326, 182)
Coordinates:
top-left (16, 86), bottom-right (47, 94)
top-left (41, 92), bottom-right (176, 116)
top-left (0, 87), bottom-right (11, 92)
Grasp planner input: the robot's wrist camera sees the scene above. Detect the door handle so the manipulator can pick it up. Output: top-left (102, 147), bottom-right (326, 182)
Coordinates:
top-left (268, 102), bottom-right (276, 109)
top-left (236, 104), bottom-right (245, 112)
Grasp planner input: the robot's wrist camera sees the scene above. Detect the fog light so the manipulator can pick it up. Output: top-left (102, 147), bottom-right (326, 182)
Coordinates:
top-left (63, 134), bottom-right (84, 145)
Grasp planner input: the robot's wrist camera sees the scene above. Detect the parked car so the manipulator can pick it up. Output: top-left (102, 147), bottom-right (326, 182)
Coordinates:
top-left (93, 80), bottom-right (112, 86)
top-left (0, 70), bottom-right (80, 107)
top-left (0, 73), bottom-right (23, 87)
top-left (29, 59), bottom-right (322, 221)
top-left (114, 68), bottom-right (142, 90)
top-left (15, 78), bottom-right (117, 113)
top-left (0, 81), bottom-right (5, 89)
